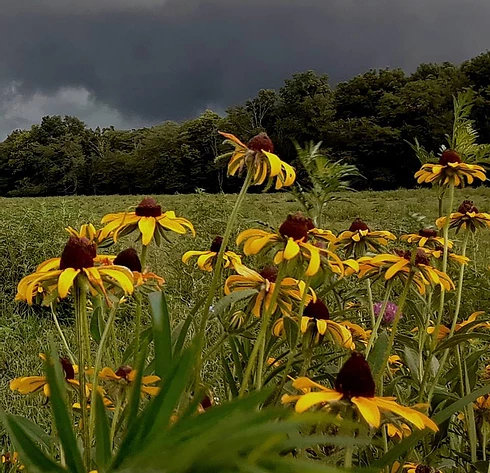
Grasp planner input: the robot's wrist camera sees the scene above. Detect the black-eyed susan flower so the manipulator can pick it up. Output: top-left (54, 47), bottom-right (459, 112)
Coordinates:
top-left (427, 311), bottom-right (488, 341)
top-left (182, 236), bottom-right (242, 272)
top-left (219, 131), bottom-right (295, 189)
top-left (112, 248), bottom-right (165, 288)
top-left (10, 356), bottom-right (79, 396)
top-left (99, 197), bottom-right (195, 247)
top-left (282, 352), bottom-right (438, 431)
top-left (335, 218), bottom-right (396, 257)
top-left (400, 228), bottom-right (451, 249)
top-left (66, 223), bottom-right (105, 246)
top-left (387, 422), bottom-right (411, 440)
top-left (403, 462), bottom-right (442, 473)
top-left (95, 365), bottom-right (160, 396)
top-left (15, 237), bottom-right (134, 305)
top-left (415, 149), bottom-right (486, 188)
top-left (340, 321), bottom-right (371, 346)
top-left (224, 264), bottom-right (314, 318)
top-left (273, 299), bottom-right (353, 349)
top-left (436, 200), bottom-right (490, 233)
top-left (237, 213), bottom-right (345, 277)
top-left (358, 248), bottom-right (454, 295)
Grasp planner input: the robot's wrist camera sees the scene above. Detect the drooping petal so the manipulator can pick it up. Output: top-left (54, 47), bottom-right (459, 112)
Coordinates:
top-left (138, 217), bottom-right (157, 246)
top-left (295, 391), bottom-right (343, 413)
top-left (283, 239), bottom-right (300, 260)
top-left (58, 268), bottom-right (81, 298)
top-left (352, 397), bottom-right (381, 428)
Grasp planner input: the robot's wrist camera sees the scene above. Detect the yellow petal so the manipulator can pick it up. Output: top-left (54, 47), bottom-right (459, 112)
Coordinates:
top-left (284, 239), bottom-right (300, 260)
top-left (182, 250), bottom-right (205, 264)
top-left (295, 392), bottom-right (343, 413)
top-left (100, 267), bottom-right (134, 295)
top-left (58, 268), bottom-right (80, 298)
top-left (351, 397), bottom-right (381, 428)
top-left (138, 217), bottom-right (156, 246)
top-left (385, 259), bottom-right (409, 280)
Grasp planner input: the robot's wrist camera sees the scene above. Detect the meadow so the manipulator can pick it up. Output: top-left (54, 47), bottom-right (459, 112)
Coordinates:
top-left (2, 186), bottom-right (490, 437)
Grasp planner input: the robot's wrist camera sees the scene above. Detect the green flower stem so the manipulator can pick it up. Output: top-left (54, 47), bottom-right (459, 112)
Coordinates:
top-left (375, 273), bottom-right (413, 387)
top-left (425, 229), bottom-right (470, 403)
top-left (463, 353), bottom-right (478, 462)
top-left (74, 276), bottom-right (91, 467)
top-left (109, 392), bottom-right (124, 448)
top-left (366, 279), bottom-right (376, 329)
top-left (365, 281), bottom-right (393, 357)
top-left (239, 261), bottom-right (288, 396)
top-left (88, 302), bottom-right (119, 443)
top-left (343, 407), bottom-right (355, 468)
top-left (133, 244), bottom-right (149, 363)
top-left (50, 304), bottom-right (75, 365)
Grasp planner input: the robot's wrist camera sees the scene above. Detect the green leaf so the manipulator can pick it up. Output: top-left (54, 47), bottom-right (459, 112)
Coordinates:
top-left (0, 411), bottom-right (66, 473)
top-left (149, 291), bottom-right (172, 380)
top-left (7, 415), bottom-right (53, 450)
top-left (90, 305), bottom-right (105, 344)
top-left (44, 347), bottom-right (85, 473)
top-left (94, 390), bottom-right (112, 472)
top-left (435, 333), bottom-right (490, 352)
top-left (172, 303), bottom-right (199, 358)
top-left (212, 289), bottom-right (259, 317)
top-left (122, 327), bottom-right (153, 364)
top-left (368, 330), bottom-right (390, 383)
top-left (283, 316), bottom-right (299, 350)
top-left (403, 346), bottom-right (420, 383)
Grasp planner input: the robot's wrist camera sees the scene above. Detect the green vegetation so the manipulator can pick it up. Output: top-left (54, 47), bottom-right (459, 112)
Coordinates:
top-left (3, 52), bottom-right (490, 196)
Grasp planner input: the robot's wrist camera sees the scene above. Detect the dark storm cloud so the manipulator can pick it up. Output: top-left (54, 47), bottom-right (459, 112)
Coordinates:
top-left (1, 0), bottom-right (490, 135)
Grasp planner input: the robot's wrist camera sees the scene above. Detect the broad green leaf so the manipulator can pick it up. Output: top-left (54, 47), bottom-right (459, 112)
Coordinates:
top-left (212, 289), bottom-right (259, 317)
top-left (149, 291), bottom-right (172, 380)
top-left (368, 330), bottom-right (390, 383)
top-left (403, 346), bottom-right (420, 383)
top-left (8, 414), bottom-right (53, 450)
top-left (90, 305), bottom-right (105, 344)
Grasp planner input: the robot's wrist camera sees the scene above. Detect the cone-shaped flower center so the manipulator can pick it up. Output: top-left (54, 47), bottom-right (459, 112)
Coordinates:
top-left (114, 248), bottom-right (142, 272)
top-left (415, 466), bottom-right (437, 473)
top-left (210, 236), bottom-right (224, 253)
top-left (60, 236), bottom-right (96, 270)
top-left (200, 394), bottom-right (213, 410)
top-left (304, 299), bottom-right (330, 320)
top-left (247, 132), bottom-right (274, 153)
top-left (279, 212), bottom-right (310, 241)
top-left (458, 200), bottom-right (479, 214)
top-left (259, 265), bottom-right (278, 282)
top-left (439, 149), bottom-right (461, 165)
top-left (349, 218), bottom-right (370, 232)
top-left (135, 197), bottom-right (162, 217)
top-left (395, 248), bottom-right (430, 266)
top-left (335, 352), bottom-right (375, 398)
top-left (60, 357), bottom-right (75, 380)
top-left (418, 228), bottom-right (437, 238)
top-left (115, 365), bottom-right (133, 380)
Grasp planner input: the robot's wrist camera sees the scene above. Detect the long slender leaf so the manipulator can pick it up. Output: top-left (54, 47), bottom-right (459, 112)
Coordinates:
top-left (7, 415), bottom-right (53, 450)
top-left (94, 390), bottom-right (112, 472)
top-left (149, 291), bottom-right (172, 380)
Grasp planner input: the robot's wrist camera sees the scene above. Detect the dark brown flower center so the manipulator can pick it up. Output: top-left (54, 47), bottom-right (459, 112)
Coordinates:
top-left (200, 394), bottom-right (213, 410)
top-left (135, 197), bottom-right (162, 217)
top-left (279, 212), bottom-right (310, 242)
top-left (457, 200), bottom-right (479, 214)
top-left (304, 299), bottom-right (330, 320)
top-left (247, 132), bottom-right (274, 153)
top-left (60, 236), bottom-right (96, 270)
top-left (349, 218), bottom-right (370, 232)
top-left (418, 228), bottom-right (437, 238)
top-left (113, 248), bottom-right (142, 272)
top-left (438, 149), bottom-right (461, 165)
top-left (115, 365), bottom-right (133, 380)
top-left (415, 466), bottom-right (437, 473)
top-left (210, 236), bottom-right (224, 253)
top-left (259, 265), bottom-right (278, 282)
top-left (60, 357), bottom-right (75, 380)
top-left (395, 248), bottom-right (430, 266)
top-left (335, 352), bottom-right (375, 398)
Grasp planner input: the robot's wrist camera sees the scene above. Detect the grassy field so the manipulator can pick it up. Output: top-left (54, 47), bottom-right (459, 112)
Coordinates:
top-left (1, 187), bottom-right (490, 436)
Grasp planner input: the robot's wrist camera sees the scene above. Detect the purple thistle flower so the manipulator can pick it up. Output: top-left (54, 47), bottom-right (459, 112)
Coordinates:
top-left (373, 301), bottom-right (401, 324)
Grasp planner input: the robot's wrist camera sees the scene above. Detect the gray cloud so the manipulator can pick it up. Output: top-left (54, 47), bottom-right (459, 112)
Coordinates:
top-left (1, 0), bottom-right (490, 138)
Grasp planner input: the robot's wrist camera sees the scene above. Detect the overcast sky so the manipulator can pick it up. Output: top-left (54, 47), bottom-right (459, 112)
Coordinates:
top-left (1, 0), bottom-right (489, 139)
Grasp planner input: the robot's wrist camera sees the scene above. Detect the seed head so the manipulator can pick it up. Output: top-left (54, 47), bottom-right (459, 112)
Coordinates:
top-left (304, 299), bottom-right (330, 320)
top-left (60, 357), bottom-right (75, 380)
top-left (418, 228), bottom-right (437, 238)
top-left (60, 236), bottom-right (96, 270)
top-left (279, 212), bottom-right (310, 242)
top-left (349, 218), bottom-right (370, 232)
top-left (114, 248), bottom-right (142, 272)
top-left (115, 365), bottom-right (133, 380)
top-left (259, 265), bottom-right (278, 282)
top-left (335, 352), bottom-right (375, 398)
top-left (210, 236), bottom-right (224, 253)
top-left (439, 149), bottom-right (461, 166)
top-left (247, 132), bottom-right (274, 153)
top-left (135, 197), bottom-right (162, 217)
top-left (458, 200), bottom-right (479, 214)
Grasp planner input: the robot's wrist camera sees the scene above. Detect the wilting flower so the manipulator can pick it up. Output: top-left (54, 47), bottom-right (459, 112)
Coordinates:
top-left (10, 356), bottom-right (79, 396)
top-left (16, 237), bottom-right (134, 305)
top-left (112, 248), bottom-right (165, 288)
top-left (427, 311), bottom-right (489, 341)
top-left (237, 213), bottom-right (346, 277)
top-left (400, 228), bottom-right (451, 249)
top-left (358, 248), bottom-right (454, 295)
top-left (282, 352), bottom-right (438, 431)
top-left (273, 299), bottom-right (353, 349)
top-left (224, 264), bottom-right (315, 318)
top-left (436, 200), bottom-right (490, 233)
top-left (403, 462), bottom-right (443, 473)
top-left (99, 197), bottom-right (195, 246)
top-left (182, 236), bottom-right (242, 272)
top-left (414, 149), bottom-right (486, 188)
top-left (373, 301), bottom-right (402, 324)
top-left (335, 218), bottom-right (396, 257)
top-left (219, 131), bottom-right (295, 189)
top-left (95, 365), bottom-right (160, 396)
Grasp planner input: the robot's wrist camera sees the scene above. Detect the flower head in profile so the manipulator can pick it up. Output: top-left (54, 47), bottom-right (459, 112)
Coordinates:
top-left (415, 149), bottom-right (486, 188)
top-left (16, 236), bottom-right (134, 305)
top-left (10, 356), bottom-right (79, 397)
top-left (273, 299), bottom-right (353, 349)
top-left (403, 463), bottom-right (443, 473)
top-left (95, 365), bottom-right (160, 396)
top-left (182, 236), bottom-right (242, 272)
top-left (335, 218), bottom-right (396, 257)
top-left (112, 248), bottom-right (165, 288)
top-left (99, 197), bottom-right (195, 247)
top-left (427, 311), bottom-right (489, 341)
top-left (237, 213), bottom-right (346, 277)
top-left (282, 352), bottom-right (438, 432)
top-left (436, 200), bottom-right (490, 233)
top-left (358, 248), bottom-right (454, 295)
top-left (400, 228), bottom-right (451, 249)
top-left (373, 301), bottom-right (401, 324)
top-left (219, 131), bottom-right (295, 189)
top-left (224, 264), bottom-right (315, 318)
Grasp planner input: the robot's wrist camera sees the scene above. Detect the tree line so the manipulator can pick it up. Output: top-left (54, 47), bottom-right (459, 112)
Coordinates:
top-left (2, 51), bottom-right (490, 196)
